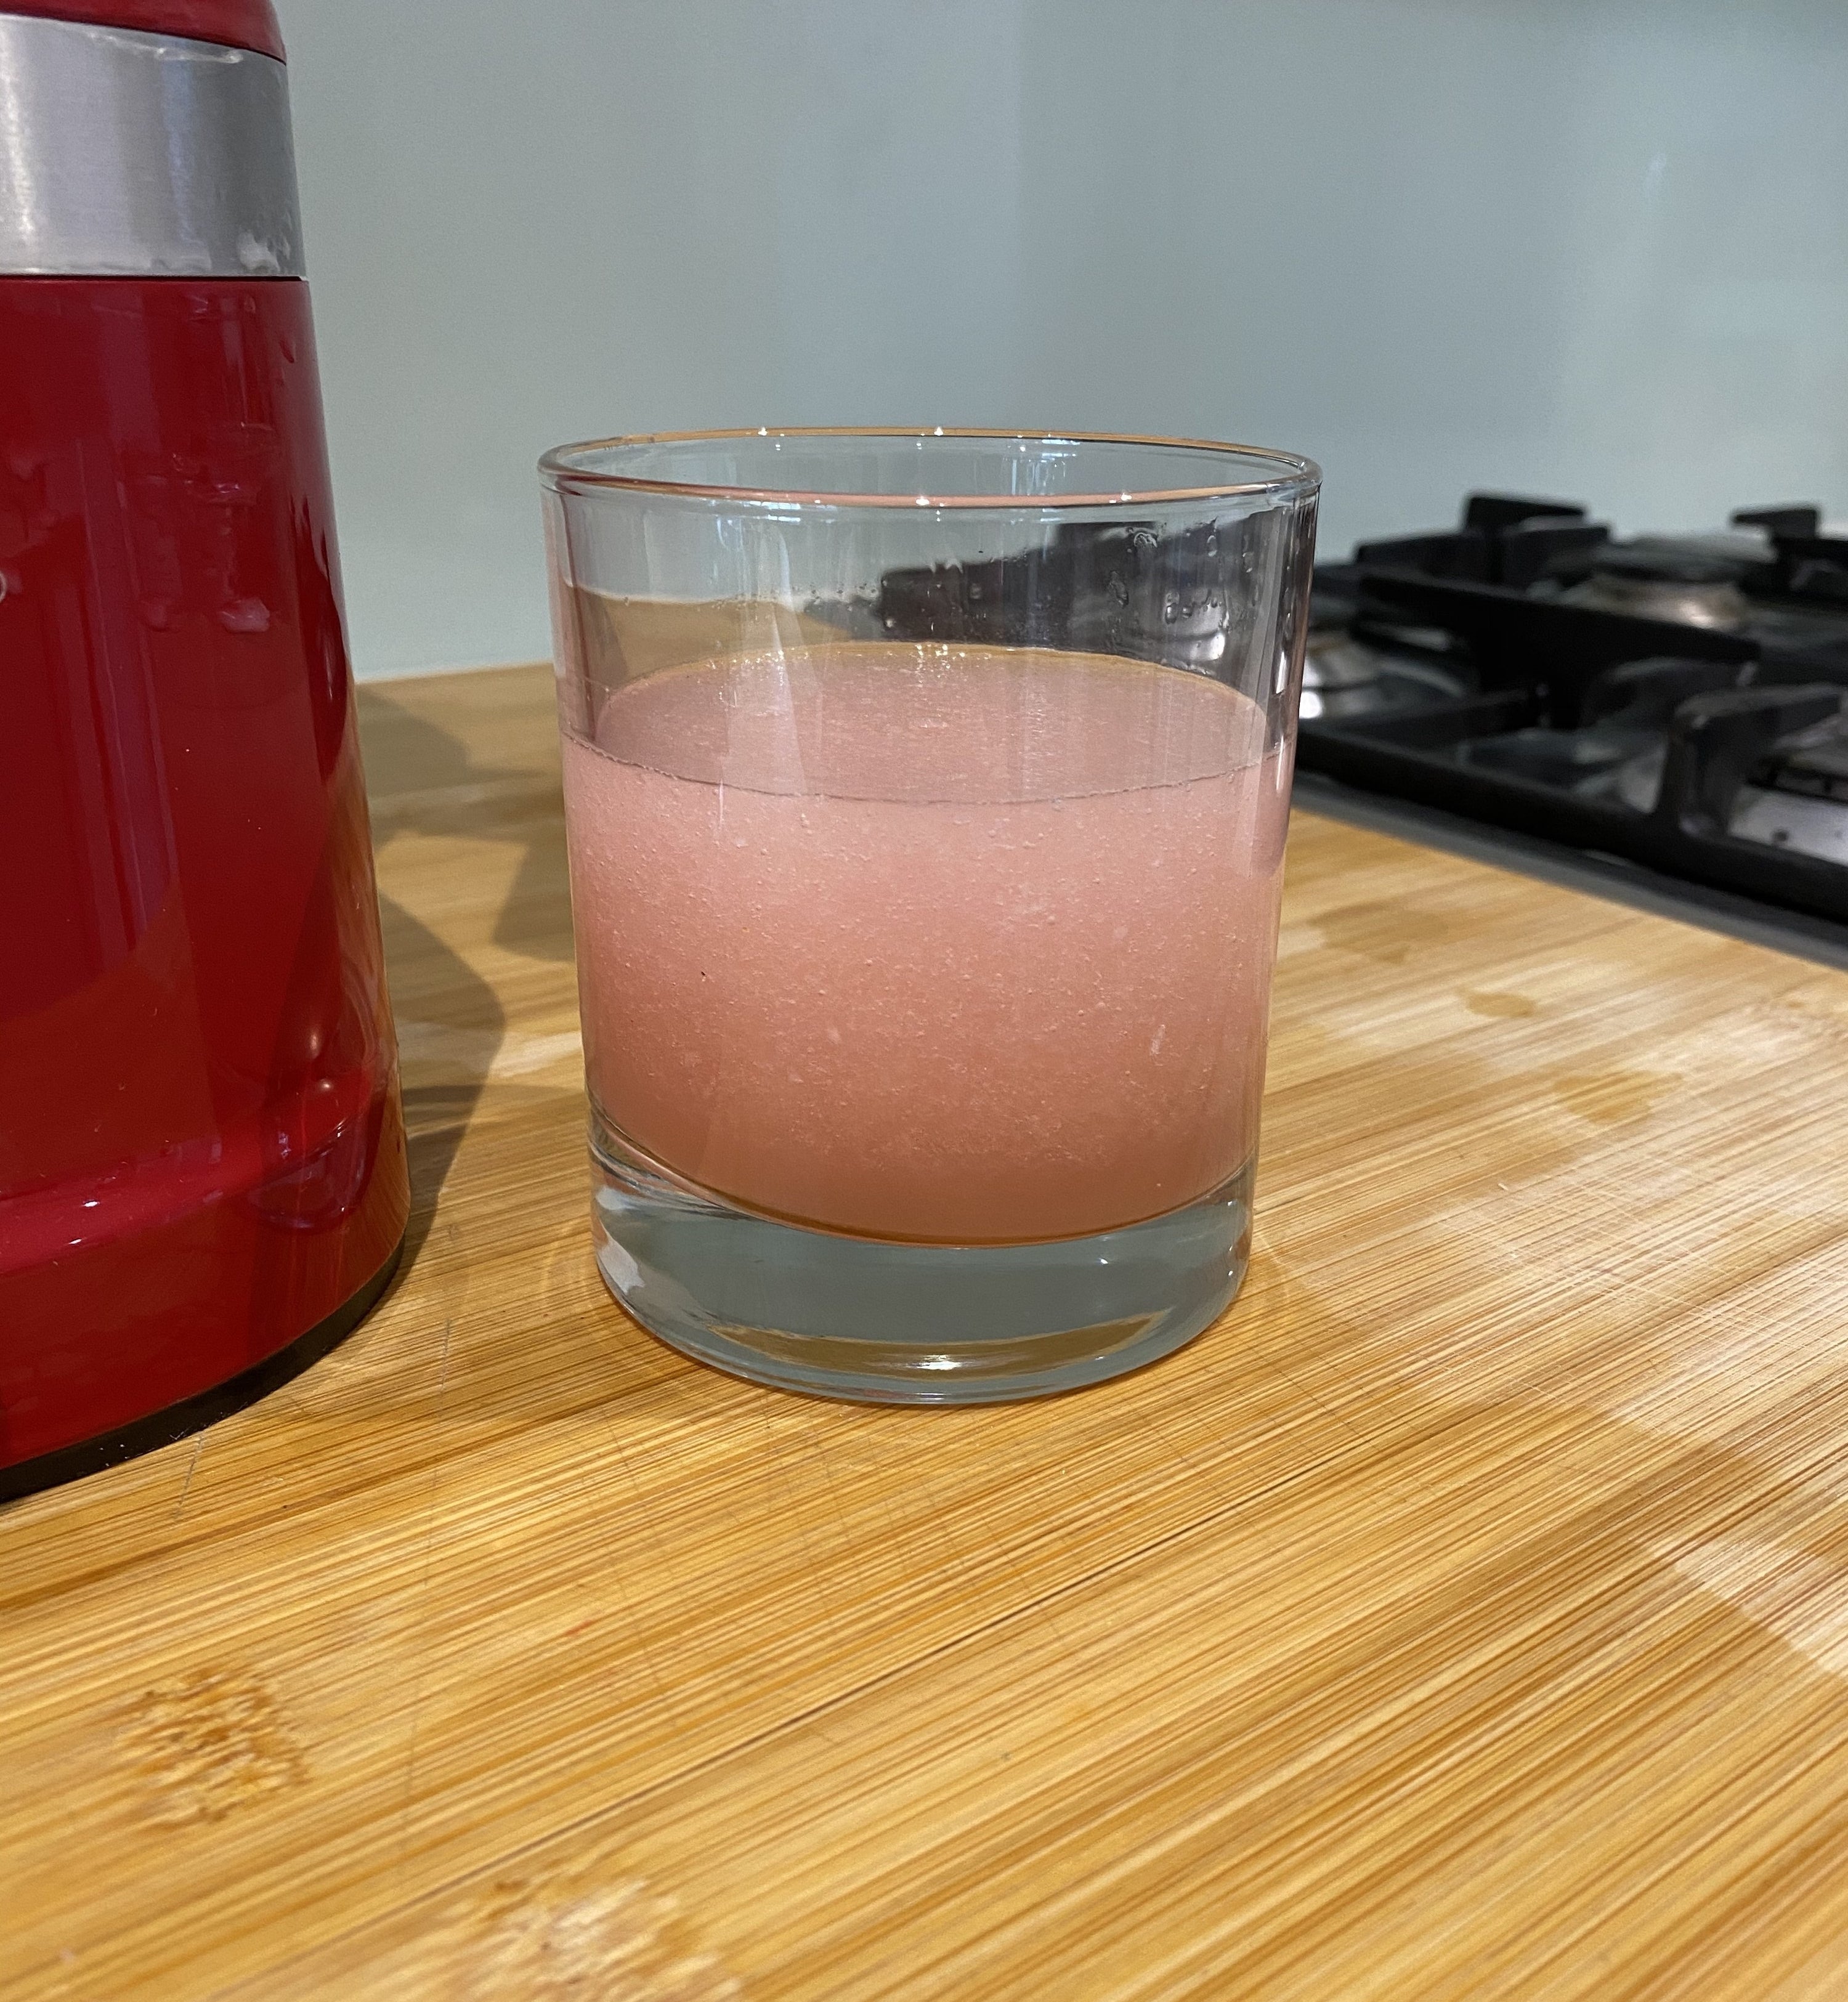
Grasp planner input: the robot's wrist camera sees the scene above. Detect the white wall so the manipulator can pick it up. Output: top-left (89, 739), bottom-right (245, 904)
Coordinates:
top-left (277, 0), bottom-right (1848, 681)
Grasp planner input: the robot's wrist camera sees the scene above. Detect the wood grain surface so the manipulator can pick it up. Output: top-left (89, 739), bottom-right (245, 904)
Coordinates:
top-left (6, 661), bottom-right (1848, 2001)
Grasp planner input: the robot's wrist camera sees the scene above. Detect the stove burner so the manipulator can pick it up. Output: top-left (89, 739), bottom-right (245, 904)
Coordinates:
top-left (1300, 634), bottom-right (1470, 721)
top-left (1303, 636), bottom-right (1383, 691)
top-left (1560, 543), bottom-right (1751, 630)
top-left (1759, 712), bottom-right (1848, 804)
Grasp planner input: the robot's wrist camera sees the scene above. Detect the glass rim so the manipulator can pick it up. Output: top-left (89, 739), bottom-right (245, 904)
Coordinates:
top-left (537, 426), bottom-right (1321, 511)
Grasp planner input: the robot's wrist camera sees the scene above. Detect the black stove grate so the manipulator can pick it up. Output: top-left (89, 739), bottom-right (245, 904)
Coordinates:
top-left (1299, 495), bottom-right (1848, 929)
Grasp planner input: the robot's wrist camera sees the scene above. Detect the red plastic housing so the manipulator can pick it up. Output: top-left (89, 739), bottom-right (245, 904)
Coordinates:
top-left (0, 278), bottom-right (408, 1476)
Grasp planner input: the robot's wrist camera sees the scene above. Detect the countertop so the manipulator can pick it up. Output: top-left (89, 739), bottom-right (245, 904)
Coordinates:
top-left (7, 662), bottom-right (1848, 2000)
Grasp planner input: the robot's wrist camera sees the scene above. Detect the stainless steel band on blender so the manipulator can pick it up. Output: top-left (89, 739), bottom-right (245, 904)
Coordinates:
top-left (0, 9), bottom-right (302, 277)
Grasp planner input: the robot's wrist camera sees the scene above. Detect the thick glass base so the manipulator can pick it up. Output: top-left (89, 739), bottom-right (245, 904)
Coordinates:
top-left (589, 1126), bottom-right (1253, 1404)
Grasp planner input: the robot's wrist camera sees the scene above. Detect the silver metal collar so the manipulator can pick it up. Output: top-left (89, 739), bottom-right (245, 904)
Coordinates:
top-left (0, 10), bottom-right (302, 277)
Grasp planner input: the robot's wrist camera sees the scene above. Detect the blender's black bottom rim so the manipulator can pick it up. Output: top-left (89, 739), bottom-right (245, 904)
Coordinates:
top-left (0, 1233), bottom-right (405, 1506)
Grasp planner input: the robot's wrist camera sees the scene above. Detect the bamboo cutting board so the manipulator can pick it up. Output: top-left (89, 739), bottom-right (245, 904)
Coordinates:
top-left (6, 662), bottom-right (1848, 2001)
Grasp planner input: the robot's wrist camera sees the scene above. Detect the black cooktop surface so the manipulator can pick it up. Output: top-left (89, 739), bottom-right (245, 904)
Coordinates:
top-left (1301, 493), bottom-right (1848, 949)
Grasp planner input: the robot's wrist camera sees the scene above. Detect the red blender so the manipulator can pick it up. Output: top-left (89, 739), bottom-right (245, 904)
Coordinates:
top-left (0, 0), bottom-right (409, 1498)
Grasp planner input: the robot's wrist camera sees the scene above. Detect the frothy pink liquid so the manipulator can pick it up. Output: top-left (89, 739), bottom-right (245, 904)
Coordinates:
top-left (561, 644), bottom-right (1288, 1243)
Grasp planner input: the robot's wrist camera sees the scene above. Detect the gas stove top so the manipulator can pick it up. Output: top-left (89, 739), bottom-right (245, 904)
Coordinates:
top-left (865, 490), bottom-right (1848, 964)
top-left (1301, 495), bottom-right (1848, 951)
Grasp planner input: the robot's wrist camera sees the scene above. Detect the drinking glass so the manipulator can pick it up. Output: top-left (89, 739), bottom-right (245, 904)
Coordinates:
top-left (540, 430), bottom-right (1319, 1403)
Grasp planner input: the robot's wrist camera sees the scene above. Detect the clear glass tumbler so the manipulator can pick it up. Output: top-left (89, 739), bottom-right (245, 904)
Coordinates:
top-left (540, 430), bottom-right (1319, 1403)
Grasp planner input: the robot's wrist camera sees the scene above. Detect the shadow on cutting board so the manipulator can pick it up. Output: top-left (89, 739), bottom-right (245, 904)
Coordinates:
top-left (356, 687), bottom-right (538, 1278)
top-left (373, 892), bottom-right (502, 1278)
top-left (358, 684), bottom-right (573, 965)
